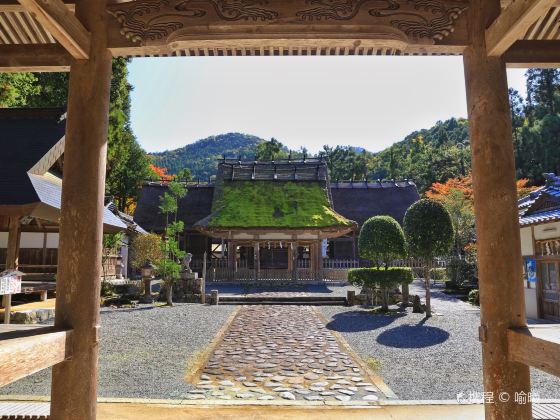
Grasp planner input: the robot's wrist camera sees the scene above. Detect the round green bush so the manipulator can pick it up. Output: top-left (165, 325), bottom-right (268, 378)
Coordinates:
top-left (358, 215), bottom-right (406, 266)
top-left (348, 267), bottom-right (414, 289)
top-left (468, 289), bottom-right (480, 306)
top-left (403, 199), bottom-right (454, 260)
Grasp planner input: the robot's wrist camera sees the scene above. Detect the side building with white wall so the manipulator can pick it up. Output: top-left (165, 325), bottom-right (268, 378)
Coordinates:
top-left (519, 173), bottom-right (560, 321)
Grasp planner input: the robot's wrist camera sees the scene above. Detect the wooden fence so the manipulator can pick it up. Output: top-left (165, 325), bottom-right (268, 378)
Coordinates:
top-left (199, 257), bottom-right (449, 283)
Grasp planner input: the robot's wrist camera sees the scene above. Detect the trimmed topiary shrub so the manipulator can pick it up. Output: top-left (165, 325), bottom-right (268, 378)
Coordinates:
top-left (348, 267), bottom-right (414, 310)
top-left (358, 216), bottom-right (407, 266)
top-left (404, 199), bottom-right (454, 317)
top-left (357, 215), bottom-right (408, 309)
top-left (430, 268), bottom-right (448, 283)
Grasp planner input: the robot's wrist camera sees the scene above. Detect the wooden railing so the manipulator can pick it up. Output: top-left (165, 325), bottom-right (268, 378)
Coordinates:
top-left (0, 326), bottom-right (73, 387)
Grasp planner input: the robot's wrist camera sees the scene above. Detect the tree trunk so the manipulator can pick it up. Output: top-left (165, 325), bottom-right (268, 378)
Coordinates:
top-left (401, 283), bottom-right (409, 306)
top-left (381, 287), bottom-right (388, 311)
top-left (166, 282), bottom-right (174, 306)
top-left (424, 264), bottom-right (432, 318)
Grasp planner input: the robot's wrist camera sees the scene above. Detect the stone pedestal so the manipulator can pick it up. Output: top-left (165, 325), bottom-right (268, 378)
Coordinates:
top-left (172, 271), bottom-right (204, 303)
top-left (141, 278), bottom-right (154, 303)
top-left (210, 290), bottom-right (219, 305)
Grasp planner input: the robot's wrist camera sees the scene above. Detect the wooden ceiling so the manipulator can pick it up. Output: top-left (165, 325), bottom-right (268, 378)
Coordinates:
top-left (0, 0), bottom-right (559, 69)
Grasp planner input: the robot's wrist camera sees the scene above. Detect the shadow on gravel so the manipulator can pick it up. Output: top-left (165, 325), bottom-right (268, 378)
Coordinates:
top-left (376, 322), bottom-right (450, 348)
top-left (325, 310), bottom-right (406, 332)
top-left (101, 306), bottom-right (156, 314)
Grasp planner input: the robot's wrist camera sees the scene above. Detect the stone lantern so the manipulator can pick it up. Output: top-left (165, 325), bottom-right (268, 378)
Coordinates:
top-left (141, 261), bottom-right (155, 303)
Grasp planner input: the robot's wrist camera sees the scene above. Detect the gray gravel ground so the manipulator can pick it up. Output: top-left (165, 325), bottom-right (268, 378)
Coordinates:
top-left (1, 303), bottom-right (235, 399)
top-left (318, 280), bottom-right (560, 401)
top-left (2, 282), bottom-right (559, 402)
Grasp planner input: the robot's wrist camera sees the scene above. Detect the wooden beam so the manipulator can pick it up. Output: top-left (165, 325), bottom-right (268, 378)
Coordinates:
top-left (464, 0), bottom-right (532, 418)
top-left (501, 0), bottom-right (560, 7)
top-left (486, 0), bottom-right (556, 57)
top-left (0, 0), bottom-right (73, 11)
top-left (508, 325), bottom-right (560, 378)
top-left (505, 40), bottom-right (560, 68)
top-left (0, 327), bottom-right (73, 387)
top-left (0, 44), bottom-right (71, 72)
top-left (17, 0), bottom-right (90, 59)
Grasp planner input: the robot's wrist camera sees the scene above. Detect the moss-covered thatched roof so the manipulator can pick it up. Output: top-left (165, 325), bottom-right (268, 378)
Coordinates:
top-left (198, 181), bottom-right (354, 229)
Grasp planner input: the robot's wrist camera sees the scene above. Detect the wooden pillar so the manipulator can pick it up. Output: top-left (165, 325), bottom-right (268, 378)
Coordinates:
top-left (2, 216), bottom-right (21, 324)
top-left (227, 241), bottom-right (236, 281)
top-left (463, 1), bottom-right (531, 419)
top-left (49, 0), bottom-right (112, 418)
top-left (41, 232), bottom-right (48, 267)
top-left (315, 240), bottom-right (323, 281)
top-left (254, 242), bottom-right (260, 281)
top-left (287, 242), bottom-right (293, 276)
top-left (291, 242), bottom-right (298, 281)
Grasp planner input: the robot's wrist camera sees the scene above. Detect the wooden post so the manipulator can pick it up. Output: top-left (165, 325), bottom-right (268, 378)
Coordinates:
top-left (287, 242), bottom-right (293, 278)
top-left (464, 1), bottom-right (531, 418)
top-left (3, 216), bottom-right (21, 324)
top-left (41, 232), bottom-right (48, 267)
top-left (292, 243), bottom-right (298, 281)
top-left (227, 241), bottom-right (236, 281)
top-left (254, 242), bottom-right (260, 281)
top-left (49, 0), bottom-right (112, 417)
top-left (201, 251), bottom-right (207, 304)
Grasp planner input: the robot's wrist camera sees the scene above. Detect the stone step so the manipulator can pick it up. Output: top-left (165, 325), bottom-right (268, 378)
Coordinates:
top-left (220, 295), bottom-right (347, 302)
top-left (218, 296), bottom-right (347, 305)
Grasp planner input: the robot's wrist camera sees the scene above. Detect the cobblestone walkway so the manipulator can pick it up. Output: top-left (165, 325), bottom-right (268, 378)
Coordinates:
top-left (186, 305), bottom-right (382, 403)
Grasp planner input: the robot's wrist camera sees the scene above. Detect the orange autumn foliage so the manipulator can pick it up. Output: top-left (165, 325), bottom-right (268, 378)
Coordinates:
top-left (149, 164), bottom-right (173, 182)
top-left (426, 174), bottom-right (538, 202)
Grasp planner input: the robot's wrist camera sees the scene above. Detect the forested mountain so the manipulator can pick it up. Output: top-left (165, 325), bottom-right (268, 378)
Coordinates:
top-left (149, 133), bottom-right (266, 180)
top-left (320, 118), bottom-right (470, 191)
top-left (324, 69), bottom-right (560, 192)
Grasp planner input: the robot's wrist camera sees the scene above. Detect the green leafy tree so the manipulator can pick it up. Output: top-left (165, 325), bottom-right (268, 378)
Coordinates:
top-left (158, 180), bottom-right (187, 306)
top-left (356, 216), bottom-right (407, 311)
top-left (256, 138), bottom-right (287, 161)
top-left (130, 233), bottom-right (164, 270)
top-left (0, 73), bottom-right (39, 107)
top-left (404, 199), bottom-right (454, 317)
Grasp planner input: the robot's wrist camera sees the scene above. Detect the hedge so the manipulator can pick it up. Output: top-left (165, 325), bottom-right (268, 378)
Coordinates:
top-left (348, 267), bottom-right (414, 289)
top-left (430, 268), bottom-right (448, 282)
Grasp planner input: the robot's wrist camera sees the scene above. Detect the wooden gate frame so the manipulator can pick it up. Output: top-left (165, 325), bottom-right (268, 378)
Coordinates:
top-left (1, 1), bottom-right (560, 419)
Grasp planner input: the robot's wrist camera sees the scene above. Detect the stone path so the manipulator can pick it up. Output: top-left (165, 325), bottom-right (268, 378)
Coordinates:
top-left (186, 305), bottom-right (382, 403)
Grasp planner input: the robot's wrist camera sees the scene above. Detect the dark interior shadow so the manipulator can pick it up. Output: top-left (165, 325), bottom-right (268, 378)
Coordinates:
top-left (376, 322), bottom-right (450, 348)
top-left (325, 310), bottom-right (406, 333)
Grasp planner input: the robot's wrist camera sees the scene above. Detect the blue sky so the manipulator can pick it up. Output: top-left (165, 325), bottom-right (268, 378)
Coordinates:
top-left (128, 57), bottom-right (527, 154)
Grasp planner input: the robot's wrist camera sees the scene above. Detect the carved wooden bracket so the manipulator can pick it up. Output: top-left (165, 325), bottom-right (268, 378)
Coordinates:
top-left (108, 0), bottom-right (468, 50)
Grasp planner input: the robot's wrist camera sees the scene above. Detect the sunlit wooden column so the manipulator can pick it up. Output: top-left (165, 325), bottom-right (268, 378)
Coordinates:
top-left (49, 0), bottom-right (112, 418)
top-left (463, 1), bottom-right (531, 419)
top-left (2, 216), bottom-right (21, 324)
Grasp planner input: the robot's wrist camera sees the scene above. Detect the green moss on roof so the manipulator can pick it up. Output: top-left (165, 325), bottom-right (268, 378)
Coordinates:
top-left (207, 181), bottom-right (353, 229)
